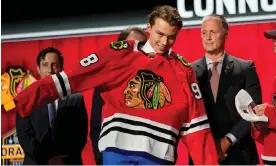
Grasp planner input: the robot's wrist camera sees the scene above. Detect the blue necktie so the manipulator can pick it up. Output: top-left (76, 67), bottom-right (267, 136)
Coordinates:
top-left (48, 102), bottom-right (56, 128)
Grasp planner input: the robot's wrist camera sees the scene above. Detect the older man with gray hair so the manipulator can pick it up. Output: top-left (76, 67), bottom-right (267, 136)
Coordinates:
top-left (191, 14), bottom-right (261, 164)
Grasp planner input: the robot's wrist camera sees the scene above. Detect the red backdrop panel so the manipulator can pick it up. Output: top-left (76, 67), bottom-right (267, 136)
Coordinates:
top-left (2, 22), bottom-right (276, 164)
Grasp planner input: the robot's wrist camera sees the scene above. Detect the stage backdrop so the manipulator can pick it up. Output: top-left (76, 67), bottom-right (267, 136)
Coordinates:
top-left (2, 21), bottom-right (276, 164)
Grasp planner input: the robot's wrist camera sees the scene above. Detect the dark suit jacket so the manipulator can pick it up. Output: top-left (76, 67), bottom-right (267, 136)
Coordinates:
top-left (90, 88), bottom-right (103, 165)
top-left (191, 53), bottom-right (262, 164)
top-left (16, 93), bottom-right (88, 165)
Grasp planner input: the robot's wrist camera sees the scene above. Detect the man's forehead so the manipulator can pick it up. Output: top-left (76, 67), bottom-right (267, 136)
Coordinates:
top-left (152, 23), bottom-right (179, 35)
top-left (45, 52), bottom-right (58, 57)
top-left (202, 16), bottom-right (221, 23)
top-left (40, 56), bottom-right (59, 64)
top-left (201, 18), bottom-right (223, 30)
top-left (202, 18), bottom-right (221, 26)
top-left (42, 53), bottom-right (58, 60)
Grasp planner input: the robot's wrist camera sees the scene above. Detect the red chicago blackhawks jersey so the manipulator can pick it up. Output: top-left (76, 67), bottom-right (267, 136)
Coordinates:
top-left (252, 76), bottom-right (276, 165)
top-left (15, 40), bottom-right (218, 164)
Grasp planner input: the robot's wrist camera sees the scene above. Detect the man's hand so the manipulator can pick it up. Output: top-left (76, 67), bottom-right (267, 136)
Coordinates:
top-left (47, 156), bottom-right (65, 165)
top-left (252, 103), bottom-right (268, 130)
top-left (220, 137), bottom-right (231, 155)
top-left (254, 103), bottom-right (268, 116)
top-left (215, 140), bottom-right (227, 161)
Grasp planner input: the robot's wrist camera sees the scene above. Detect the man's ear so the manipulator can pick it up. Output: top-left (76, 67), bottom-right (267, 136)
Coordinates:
top-left (146, 23), bottom-right (151, 33)
top-left (225, 30), bottom-right (229, 40)
top-left (36, 66), bottom-right (40, 75)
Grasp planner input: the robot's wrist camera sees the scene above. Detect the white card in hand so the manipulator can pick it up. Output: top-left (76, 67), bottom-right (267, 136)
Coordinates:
top-left (235, 89), bottom-right (268, 122)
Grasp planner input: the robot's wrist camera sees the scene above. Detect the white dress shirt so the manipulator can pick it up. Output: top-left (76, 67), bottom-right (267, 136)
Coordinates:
top-left (48, 99), bottom-right (58, 126)
top-left (142, 40), bottom-right (156, 53)
top-left (205, 53), bottom-right (225, 75)
top-left (142, 40), bottom-right (172, 55)
top-left (54, 99), bottom-right (58, 112)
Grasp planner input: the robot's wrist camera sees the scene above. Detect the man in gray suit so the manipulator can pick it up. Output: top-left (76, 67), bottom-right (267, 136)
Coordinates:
top-left (190, 14), bottom-right (261, 164)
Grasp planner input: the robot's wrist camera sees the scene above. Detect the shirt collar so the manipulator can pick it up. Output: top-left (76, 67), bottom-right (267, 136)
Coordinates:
top-left (205, 51), bottom-right (226, 65)
top-left (142, 40), bottom-right (155, 54)
top-left (142, 40), bottom-right (172, 55)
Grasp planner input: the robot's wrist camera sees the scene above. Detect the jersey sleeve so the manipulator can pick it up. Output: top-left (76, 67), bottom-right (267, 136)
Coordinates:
top-left (251, 124), bottom-right (265, 145)
top-left (252, 77), bottom-right (276, 142)
top-left (251, 105), bottom-right (276, 144)
top-left (180, 67), bottom-right (218, 165)
top-left (15, 40), bottom-right (136, 117)
top-left (265, 77), bottom-right (276, 129)
top-left (264, 105), bottom-right (276, 129)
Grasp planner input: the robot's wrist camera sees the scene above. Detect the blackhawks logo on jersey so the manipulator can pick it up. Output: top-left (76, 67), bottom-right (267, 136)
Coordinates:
top-left (110, 41), bottom-right (129, 50)
top-left (123, 70), bottom-right (172, 109)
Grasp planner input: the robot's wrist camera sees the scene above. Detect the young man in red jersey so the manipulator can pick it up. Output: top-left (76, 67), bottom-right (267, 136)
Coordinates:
top-left (14, 5), bottom-right (218, 165)
top-left (251, 29), bottom-right (276, 165)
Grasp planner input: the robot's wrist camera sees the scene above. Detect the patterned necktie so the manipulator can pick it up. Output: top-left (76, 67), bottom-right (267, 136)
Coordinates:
top-left (48, 102), bottom-right (56, 128)
top-left (210, 62), bottom-right (220, 102)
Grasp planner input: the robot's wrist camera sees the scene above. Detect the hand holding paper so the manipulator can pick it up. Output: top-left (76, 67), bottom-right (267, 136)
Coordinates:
top-left (235, 89), bottom-right (268, 122)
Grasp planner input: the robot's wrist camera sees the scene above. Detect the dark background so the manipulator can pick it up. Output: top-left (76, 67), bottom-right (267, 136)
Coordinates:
top-left (1, 0), bottom-right (195, 23)
top-left (2, 0), bottom-right (274, 23)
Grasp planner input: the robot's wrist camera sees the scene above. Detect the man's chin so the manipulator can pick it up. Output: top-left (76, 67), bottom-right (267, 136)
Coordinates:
top-left (205, 49), bottom-right (220, 55)
top-left (204, 47), bottom-right (215, 52)
top-left (157, 49), bottom-right (169, 55)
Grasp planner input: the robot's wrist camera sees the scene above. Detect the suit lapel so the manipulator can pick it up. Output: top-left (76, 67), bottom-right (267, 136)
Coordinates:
top-left (57, 98), bottom-right (66, 117)
top-left (195, 57), bottom-right (215, 104)
top-left (58, 99), bottom-right (66, 110)
top-left (37, 99), bottom-right (67, 142)
top-left (40, 105), bottom-right (49, 128)
top-left (217, 53), bottom-right (234, 102)
top-left (36, 105), bottom-right (50, 141)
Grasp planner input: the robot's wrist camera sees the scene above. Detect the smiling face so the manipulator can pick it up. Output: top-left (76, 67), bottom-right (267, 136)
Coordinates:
top-left (123, 76), bottom-right (144, 108)
top-left (147, 18), bottom-right (179, 54)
